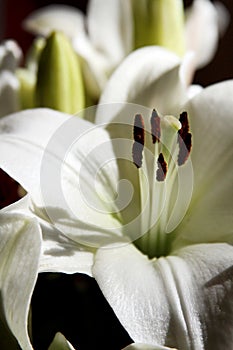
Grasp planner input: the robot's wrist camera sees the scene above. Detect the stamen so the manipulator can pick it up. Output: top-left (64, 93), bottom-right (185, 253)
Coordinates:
top-left (178, 133), bottom-right (192, 166)
top-left (179, 111), bottom-right (189, 137)
top-left (151, 109), bottom-right (161, 143)
top-left (132, 114), bottom-right (145, 168)
top-left (156, 153), bottom-right (167, 181)
top-left (177, 111), bottom-right (192, 166)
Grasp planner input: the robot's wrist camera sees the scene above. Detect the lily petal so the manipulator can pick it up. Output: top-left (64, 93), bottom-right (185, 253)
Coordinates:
top-left (0, 108), bottom-right (70, 204)
top-left (39, 219), bottom-right (94, 276)
top-left (185, 0), bottom-right (220, 69)
top-left (23, 5), bottom-right (85, 39)
top-left (93, 243), bottom-right (170, 346)
top-left (0, 108), bottom-right (123, 246)
top-left (96, 47), bottom-right (186, 123)
top-left (93, 242), bottom-right (233, 349)
top-left (4, 196), bottom-right (95, 276)
top-left (48, 332), bottom-right (76, 350)
top-left (173, 80), bottom-right (233, 247)
top-left (0, 40), bottom-right (22, 72)
top-left (87, 0), bottom-right (133, 64)
top-left (0, 212), bottom-right (42, 350)
top-left (123, 343), bottom-right (176, 350)
top-left (73, 36), bottom-right (109, 99)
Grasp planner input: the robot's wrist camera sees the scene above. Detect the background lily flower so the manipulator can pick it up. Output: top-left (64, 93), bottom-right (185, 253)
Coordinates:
top-left (0, 46), bottom-right (233, 349)
top-left (23, 0), bottom-right (229, 99)
top-left (0, 30), bottom-right (85, 118)
top-left (0, 40), bottom-right (22, 118)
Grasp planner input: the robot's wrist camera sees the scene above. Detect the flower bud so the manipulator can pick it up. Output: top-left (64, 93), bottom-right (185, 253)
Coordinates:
top-left (36, 31), bottom-right (85, 113)
top-left (131, 0), bottom-right (185, 56)
top-left (16, 68), bottom-right (36, 109)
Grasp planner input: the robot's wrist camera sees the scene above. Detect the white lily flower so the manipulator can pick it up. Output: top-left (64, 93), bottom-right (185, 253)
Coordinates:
top-left (0, 40), bottom-right (22, 117)
top-left (0, 47), bottom-right (233, 349)
top-left (23, 0), bottom-right (228, 99)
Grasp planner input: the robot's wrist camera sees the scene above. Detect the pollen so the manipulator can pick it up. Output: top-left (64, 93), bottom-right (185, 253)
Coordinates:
top-left (156, 153), bottom-right (167, 181)
top-left (132, 114), bottom-right (145, 168)
top-left (151, 109), bottom-right (161, 143)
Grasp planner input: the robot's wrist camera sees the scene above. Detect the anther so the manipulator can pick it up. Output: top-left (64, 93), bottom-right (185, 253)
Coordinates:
top-left (151, 109), bottom-right (161, 143)
top-left (156, 153), bottom-right (167, 181)
top-left (177, 111), bottom-right (192, 166)
top-left (178, 133), bottom-right (192, 166)
top-left (179, 111), bottom-right (189, 137)
top-left (132, 114), bottom-right (145, 168)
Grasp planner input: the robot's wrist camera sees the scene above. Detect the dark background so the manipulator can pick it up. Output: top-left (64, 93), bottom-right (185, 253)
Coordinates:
top-left (1, 1), bottom-right (233, 349)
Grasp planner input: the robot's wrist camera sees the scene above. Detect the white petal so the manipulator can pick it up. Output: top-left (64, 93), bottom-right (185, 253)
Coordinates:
top-left (4, 196), bottom-right (95, 276)
top-left (48, 332), bottom-right (76, 350)
top-left (185, 0), bottom-right (220, 69)
top-left (23, 5), bottom-right (85, 38)
top-left (87, 0), bottom-right (133, 64)
top-left (93, 242), bottom-right (233, 349)
top-left (123, 343), bottom-right (176, 350)
top-left (73, 0), bottom-right (133, 99)
top-left (0, 71), bottom-right (20, 117)
top-left (0, 40), bottom-right (22, 71)
top-left (0, 108), bottom-right (71, 204)
top-left (186, 84), bottom-right (203, 99)
top-left (93, 244), bottom-right (170, 346)
top-left (96, 47), bottom-right (186, 123)
top-left (173, 80), bottom-right (233, 247)
top-left (73, 34), bottom-right (110, 100)
top-left (0, 212), bottom-right (42, 350)
top-left (215, 1), bottom-right (230, 37)
top-left (174, 243), bottom-right (233, 349)
top-left (36, 109), bottom-right (123, 245)
top-left (0, 108), bottom-right (123, 247)
top-left (39, 219), bottom-right (94, 276)
top-left (2, 194), bottom-right (31, 214)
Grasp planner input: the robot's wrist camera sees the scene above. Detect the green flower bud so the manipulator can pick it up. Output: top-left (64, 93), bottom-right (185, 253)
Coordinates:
top-left (36, 31), bottom-right (85, 114)
top-left (16, 68), bottom-right (36, 110)
top-left (131, 0), bottom-right (185, 56)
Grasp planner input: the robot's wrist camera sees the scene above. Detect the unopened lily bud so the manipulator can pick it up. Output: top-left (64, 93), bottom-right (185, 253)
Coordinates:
top-left (36, 31), bottom-right (85, 113)
top-left (132, 0), bottom-right (185, 56)
top-left (16, 68), bottom-right (36, 109)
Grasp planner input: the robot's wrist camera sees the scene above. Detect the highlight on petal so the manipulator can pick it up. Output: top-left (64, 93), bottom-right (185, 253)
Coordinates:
top-left (96, 47), bottom-right (186, 123)
top-left (0, 212), bottom-right (42, 350)
top-left (48, 332), bottom-right (76, 350)
top-left (172, 80), bottom-right (233, 247)
top-left (93, 242), bottom-right (233, 349)
top-left (23, 5), bottom-right (85, 38)
top-left (185, 0), bottom-right (221, 69)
